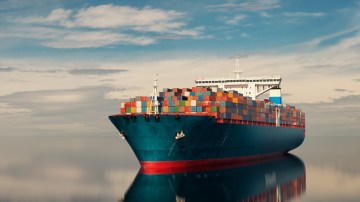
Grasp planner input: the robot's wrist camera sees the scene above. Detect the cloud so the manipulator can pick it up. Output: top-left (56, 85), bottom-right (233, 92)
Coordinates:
top-left (0, 65), bottom-right (128, 75)
top-left (260, 12), bottom-right (272, 18)
top-left (0, 86), bottom-right (126, 135)
top-left (301, 28), bottom-right (360, 48)
top-left (301, 64), bottom-right (333, 69)
top-left (240, 33), bottom-right (250, 38)
top-left (74, 5), bottom-right (184, 30)
top-left (283, 12), bottom-right (326, 17)
top-left (334, 88), bottom-right (347, 92)
top-left (207, 0), bottom-right (281, 12)
top-left (69, 68), bottom-right (127, 75)
top-left (0, 67), bottom-right (16, 72)
top-left (0, 103), bottom-right (31, 114)
top-left (42, 31), bottom-right (156, 48)
top-left (19, 8), bottom-right (74, 27)
top-left (354, 79), bottom-right (360, 82)
top-left (10, 4), bottom-right (201, 48)
top-left (225, 14), bottom-right (247, 25)
top-left (296, 95), bottom-right (360, 136)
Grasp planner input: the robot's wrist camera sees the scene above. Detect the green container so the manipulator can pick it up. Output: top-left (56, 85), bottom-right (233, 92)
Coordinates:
top-left (174, 106), bottom-right (179, 112)
top-left (211, 106), bottom-right (218, 112)
top-left (180, 100), bottom-right (186, 106)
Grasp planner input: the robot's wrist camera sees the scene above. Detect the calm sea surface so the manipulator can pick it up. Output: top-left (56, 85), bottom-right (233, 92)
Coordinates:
top-left (1, 135), bottom-right (359, 202)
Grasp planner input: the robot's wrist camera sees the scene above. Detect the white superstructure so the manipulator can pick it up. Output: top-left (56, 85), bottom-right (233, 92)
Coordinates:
top-left (195, 64), bottom-right (281, 100)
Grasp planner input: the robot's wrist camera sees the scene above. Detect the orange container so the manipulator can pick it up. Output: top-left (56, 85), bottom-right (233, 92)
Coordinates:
top-left (179, 106), bottom-right (185, 113)
top-left (205, 107), bottom-right (211, 113)
top-left (163, 106), bottom-right (169, 113)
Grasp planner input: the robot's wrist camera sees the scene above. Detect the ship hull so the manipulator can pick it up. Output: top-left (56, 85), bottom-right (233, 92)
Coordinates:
top-left (109, 114), bottom-right (305, 172)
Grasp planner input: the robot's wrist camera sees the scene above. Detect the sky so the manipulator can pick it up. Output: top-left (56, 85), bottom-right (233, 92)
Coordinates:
top-left (0, 0), bottom-right (359, 136)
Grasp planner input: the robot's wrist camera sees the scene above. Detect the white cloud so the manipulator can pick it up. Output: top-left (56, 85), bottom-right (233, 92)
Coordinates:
top-left (42, 31), bottom-right (156, 48)
top-left (225, 14), bottom-right (247, 25)
top-left (12, 4), bottom-right (201, 48)
top-left (43, 94), bottom-right (83, 103)
top-left (19, 8), bottom-right (74, 27)
top-left (240, 33), bottom-right (250, 38)
top-left (74, 5), bottom-right (184, 31)
top-left (0, 103), bottom-right (31, 114)
top-left (207, 0), bottom-right (281, 12)
top-left (260, 12), bottom-right (272, 18)
top-left (283, 12), bottom-right (326, 17)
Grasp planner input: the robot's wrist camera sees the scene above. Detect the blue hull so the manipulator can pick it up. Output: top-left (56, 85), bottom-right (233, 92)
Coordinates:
top-left (109, 114), bottom-right (305, 164)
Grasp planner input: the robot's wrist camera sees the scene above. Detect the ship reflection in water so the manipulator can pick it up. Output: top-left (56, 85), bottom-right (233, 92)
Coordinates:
top-left (121, 154), bottom-right (306, 202)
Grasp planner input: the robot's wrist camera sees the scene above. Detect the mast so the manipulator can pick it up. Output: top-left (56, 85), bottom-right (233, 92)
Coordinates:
top-left (151, 74), bottom-right (159, 114)
top-left (233, 56), bottom-right (243, 79)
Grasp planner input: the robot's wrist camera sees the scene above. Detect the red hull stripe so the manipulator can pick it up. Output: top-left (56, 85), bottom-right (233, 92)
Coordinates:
top-left (140, 153), bottom-right (284, 174)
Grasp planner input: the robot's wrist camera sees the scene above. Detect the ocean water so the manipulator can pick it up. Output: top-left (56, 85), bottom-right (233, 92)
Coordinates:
top-left (1, 135), bottom-right (359, 202)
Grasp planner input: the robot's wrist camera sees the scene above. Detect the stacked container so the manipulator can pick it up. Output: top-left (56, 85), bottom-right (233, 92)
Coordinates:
top-left (119, 87), bottom-right (305, 128)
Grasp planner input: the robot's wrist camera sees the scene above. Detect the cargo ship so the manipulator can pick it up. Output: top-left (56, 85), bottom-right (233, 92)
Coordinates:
top-left (121, 154), bottom-right (306, 202)
top-left (109, 66), bottom-right (305, 173)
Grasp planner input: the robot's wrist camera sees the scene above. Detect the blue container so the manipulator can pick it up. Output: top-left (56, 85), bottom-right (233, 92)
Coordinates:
top-left (191, 106), bottom-right (197, 112)
top-left (198, 95), bottom-right (204, 101)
